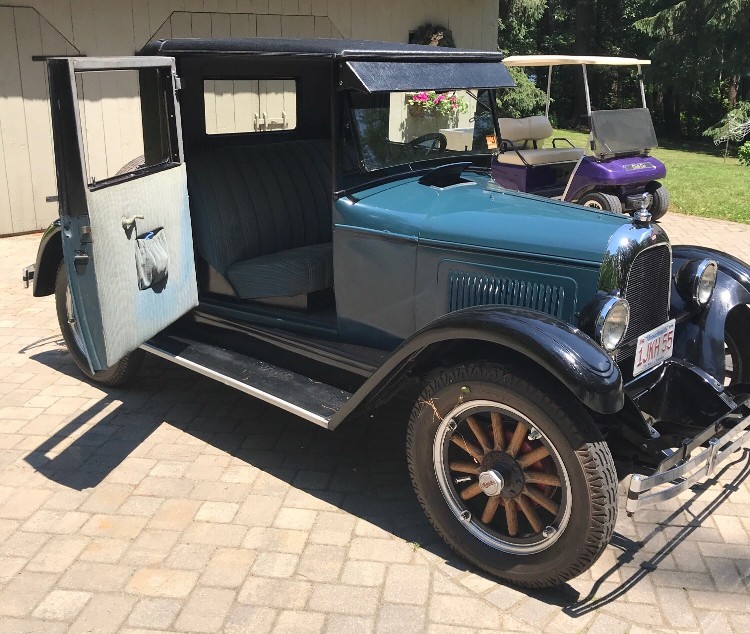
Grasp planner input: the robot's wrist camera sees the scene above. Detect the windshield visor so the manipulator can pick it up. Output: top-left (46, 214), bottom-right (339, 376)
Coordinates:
top-left (348, 90), bottom-right (497, 172)
top-left (590, 108), bottom-right (658, 157)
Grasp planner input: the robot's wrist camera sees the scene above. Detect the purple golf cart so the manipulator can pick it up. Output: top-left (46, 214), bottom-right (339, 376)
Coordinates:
top-left (491, 55), bottom-right (670, 220)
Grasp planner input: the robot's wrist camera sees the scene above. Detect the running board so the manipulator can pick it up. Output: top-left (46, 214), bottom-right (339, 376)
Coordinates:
top-left (141, 334), bottom-right (353, 429)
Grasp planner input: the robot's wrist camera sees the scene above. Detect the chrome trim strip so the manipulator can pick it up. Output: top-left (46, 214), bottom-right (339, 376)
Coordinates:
top-left (141, 342), bottom-right (332, 429)
top-left (626, 412), bottom-right (750, 514)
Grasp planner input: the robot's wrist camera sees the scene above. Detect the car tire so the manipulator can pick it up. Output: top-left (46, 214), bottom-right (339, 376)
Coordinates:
top-left (646, 182), bottom-right (669, 221)
top-left (55, 261), bottom-right (144, 387)
top-left (406, 362), bottom-right (617, 588)
top-left (724, 305), bottom-right (750, 386)
top-left (579, 191), bottom-right (623, 213)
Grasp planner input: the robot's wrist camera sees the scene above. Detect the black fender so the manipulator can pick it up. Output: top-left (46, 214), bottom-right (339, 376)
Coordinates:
top-left (32, 219), bottom-right (62, 297)
top-left (672, 245), bottom-right (750, 382)
top-left (328, 305), bottom-right (624, 429)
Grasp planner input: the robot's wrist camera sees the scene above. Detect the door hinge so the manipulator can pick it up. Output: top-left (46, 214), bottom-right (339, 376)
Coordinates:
top-left (80, 225), bottom-right (92, 243)
top-left (173, 75), bottom-right (182, 91)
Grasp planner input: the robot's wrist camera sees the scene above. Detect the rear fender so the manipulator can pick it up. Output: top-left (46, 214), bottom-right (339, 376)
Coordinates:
top-left (32, 220), bottom-right (62, 297)
top-left (672, 246), bottom-right (750, 382)
top-left (328, 305), bottom-right (624, 430)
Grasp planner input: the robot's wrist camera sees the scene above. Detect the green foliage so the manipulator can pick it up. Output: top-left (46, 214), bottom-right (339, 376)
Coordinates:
top-left (739, 142), bottom-right (750, 166)
top-left (703, 102), bottom-right (750, 144)
top-left (498, 0), bottom-right (547, 55)
top-left (495, 0), bottom-right (749, 139)
top-left (496, 67), bottom-right (549, 118)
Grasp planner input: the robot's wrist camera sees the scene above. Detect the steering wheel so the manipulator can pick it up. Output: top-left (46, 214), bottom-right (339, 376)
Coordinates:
top-left (408, 132), bottom-right (448, 155)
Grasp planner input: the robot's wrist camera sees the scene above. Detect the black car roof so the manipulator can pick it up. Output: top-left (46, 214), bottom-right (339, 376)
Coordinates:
top-left (142, 37), bottom-right (504, 63)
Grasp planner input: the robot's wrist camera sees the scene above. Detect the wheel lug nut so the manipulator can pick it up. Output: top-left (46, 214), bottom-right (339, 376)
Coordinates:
top-left (447, 419), bottom-right (457, 432)
top-left (542, 525), bottom-right (556, 538)
top-left (460, 510), bottom-right (471, 522)
top-left (527, 428), bottom-right (541, 441)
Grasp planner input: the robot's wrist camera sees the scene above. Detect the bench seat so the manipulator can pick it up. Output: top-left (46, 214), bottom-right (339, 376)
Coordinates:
top-left (187, 140), bottom-right (333, 300)
top-left (495, 146), bottom-right (584, 166)
top-left (226, 243), bottom-right (333, 299)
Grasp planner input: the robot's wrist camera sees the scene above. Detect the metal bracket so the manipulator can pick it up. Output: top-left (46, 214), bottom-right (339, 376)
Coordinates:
top-left (73, 251), bottom-right (89, 268)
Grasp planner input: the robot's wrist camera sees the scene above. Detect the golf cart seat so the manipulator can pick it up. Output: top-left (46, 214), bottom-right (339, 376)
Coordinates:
top-left (495, 116), bottom-right (584, 166)
top-left (187, 140), bottom-right (334, 301)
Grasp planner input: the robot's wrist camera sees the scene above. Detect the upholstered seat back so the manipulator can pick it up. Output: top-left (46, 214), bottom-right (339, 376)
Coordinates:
top-left (187, 140), bottom-right (333, 276)
top-left (498, 116), bottom-right (554, 144)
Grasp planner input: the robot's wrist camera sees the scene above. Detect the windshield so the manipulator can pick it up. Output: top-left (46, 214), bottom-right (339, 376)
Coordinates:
top-left (347, 89), bottom-right (497, 172)
top-left (590, 108), bottom-right (658, 156)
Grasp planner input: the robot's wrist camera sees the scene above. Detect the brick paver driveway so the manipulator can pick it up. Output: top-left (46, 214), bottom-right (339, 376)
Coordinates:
top-left (0, 212), bottom-right (749, 633)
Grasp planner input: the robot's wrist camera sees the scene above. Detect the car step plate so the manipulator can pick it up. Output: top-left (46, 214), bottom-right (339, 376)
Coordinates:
top-left (142, 334), bottom-right (352, 429)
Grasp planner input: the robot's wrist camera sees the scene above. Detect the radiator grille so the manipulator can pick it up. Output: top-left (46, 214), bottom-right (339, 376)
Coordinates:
top-left (448, 270), bottom-right (565, 318)
top-left (614, 244), bottom-right (672, 363)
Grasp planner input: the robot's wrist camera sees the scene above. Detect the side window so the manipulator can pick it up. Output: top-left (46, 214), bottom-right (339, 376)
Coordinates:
top-left (75, 67), bottom-right (177, 187)
top-left (203, 79), bottom-right (297, 135)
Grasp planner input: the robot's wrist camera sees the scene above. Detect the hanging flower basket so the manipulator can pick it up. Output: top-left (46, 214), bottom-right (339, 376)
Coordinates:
top-left (406, 91), bottom-right (469, 120)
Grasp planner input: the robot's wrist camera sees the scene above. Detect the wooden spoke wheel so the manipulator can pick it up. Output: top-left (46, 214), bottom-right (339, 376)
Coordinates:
top-left (434, 400), bottom-right (571, 554)
top-left (407, 363), bottom-right (617, 587)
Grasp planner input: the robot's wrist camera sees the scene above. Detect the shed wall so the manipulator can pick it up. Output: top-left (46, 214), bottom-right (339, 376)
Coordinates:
top-left (0, 0), bottom-right (499, 235)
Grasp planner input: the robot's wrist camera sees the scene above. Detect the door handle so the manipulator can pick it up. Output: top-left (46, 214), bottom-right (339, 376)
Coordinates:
top-left (122, 214), bottom-right (144, 229)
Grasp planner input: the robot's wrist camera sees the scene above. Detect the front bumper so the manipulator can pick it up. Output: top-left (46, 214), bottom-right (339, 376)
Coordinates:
top-left (626, 392), bottom-right (750, 514)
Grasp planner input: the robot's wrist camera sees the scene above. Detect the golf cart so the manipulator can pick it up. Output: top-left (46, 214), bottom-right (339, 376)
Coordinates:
top-left (492, 55), bottom-right (670, 219)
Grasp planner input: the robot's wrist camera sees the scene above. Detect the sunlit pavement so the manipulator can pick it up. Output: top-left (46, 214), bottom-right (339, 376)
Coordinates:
top-left (0, 211), bottom-right (748, 633)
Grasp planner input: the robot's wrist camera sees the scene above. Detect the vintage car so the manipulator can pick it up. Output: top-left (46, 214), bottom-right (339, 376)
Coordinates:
top-left (23, 38), bottom-right (750, 588)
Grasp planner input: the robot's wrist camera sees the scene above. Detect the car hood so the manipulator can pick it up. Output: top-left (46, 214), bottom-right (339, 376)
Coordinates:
top-left (351, 173), bottom-right (630, 264)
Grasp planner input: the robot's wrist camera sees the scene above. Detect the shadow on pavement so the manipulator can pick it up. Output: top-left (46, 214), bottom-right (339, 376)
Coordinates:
top-left (23, 343), bottom-right (750, 613)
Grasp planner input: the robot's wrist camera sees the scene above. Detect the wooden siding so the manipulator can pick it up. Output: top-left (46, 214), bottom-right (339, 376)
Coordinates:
top-left (0, 0), bottom-right (499, 235)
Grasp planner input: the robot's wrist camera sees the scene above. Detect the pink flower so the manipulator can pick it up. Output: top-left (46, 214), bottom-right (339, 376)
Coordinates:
top-left (434, 94), bottom-right (447, 103)
top-left (412, 92), bottom-right (429, 102)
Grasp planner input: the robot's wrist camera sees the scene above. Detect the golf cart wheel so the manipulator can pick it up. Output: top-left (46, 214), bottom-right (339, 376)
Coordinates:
top-left (724, 305), bottom-right (750, 386)
top-left (406, 362), bottom-right (617, 588)
top-left (646, 182), bottom-right (669, 221)
top-left (579, 191), bottom-right (623, 213)
top-left (55, 262), bottom-right (143, 387)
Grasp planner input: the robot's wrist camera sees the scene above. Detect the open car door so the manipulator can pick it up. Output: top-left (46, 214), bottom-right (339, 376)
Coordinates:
top-left (48, 56), bottom-right (197, 372)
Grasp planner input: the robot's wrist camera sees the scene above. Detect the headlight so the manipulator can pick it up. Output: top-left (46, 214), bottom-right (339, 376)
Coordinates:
top-left (581, 296), bottom-right (630, 351)
top-left (676, 259), bottom-right (717, 306)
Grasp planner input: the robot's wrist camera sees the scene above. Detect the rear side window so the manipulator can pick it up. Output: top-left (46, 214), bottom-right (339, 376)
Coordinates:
top-left (203, 79), bottom-right (297, 135)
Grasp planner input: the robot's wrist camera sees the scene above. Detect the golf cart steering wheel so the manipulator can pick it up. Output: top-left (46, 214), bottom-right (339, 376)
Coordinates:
top-left (408, 132), bottom-right (448, 155)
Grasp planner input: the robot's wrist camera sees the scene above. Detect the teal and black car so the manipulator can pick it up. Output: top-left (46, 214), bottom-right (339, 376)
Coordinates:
top-left (24, 38), bottom-right (750, 588)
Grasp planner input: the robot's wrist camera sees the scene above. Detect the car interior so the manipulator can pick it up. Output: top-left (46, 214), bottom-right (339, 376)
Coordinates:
top-left (176, 56), bottom-right (340, 333)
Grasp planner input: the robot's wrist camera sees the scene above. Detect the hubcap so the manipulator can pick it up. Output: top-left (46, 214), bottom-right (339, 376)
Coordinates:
top-left (434, 400), bottom-right (571, 555)
top-left (478, 470), bottom-right (505, 497)
top-left (584, 200), bottom-right (603, 209)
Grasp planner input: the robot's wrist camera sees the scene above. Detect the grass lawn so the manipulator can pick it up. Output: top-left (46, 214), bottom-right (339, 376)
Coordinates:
top-left (553, 128), bottom-right (750, 224)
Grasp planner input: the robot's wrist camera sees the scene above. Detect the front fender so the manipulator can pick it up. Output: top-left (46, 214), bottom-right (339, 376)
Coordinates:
top-left (328, 305), bottom-right (624, 429)
top-left (672, 245), bottom-right (750, 381)
top-left (32, 219), bottom-right (62, 297)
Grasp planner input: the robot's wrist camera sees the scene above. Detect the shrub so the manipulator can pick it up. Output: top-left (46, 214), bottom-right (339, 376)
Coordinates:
top-left (739, 142), bottom-right (750, 166)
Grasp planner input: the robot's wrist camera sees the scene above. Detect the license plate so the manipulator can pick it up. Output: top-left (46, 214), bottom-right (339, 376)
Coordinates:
top-left (633, 319), bottom-right (675, 376)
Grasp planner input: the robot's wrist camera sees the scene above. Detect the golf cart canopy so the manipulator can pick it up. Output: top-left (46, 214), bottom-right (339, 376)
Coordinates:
top-left (503, 55), bottom-right (651, 67)
top-left (145, 37), bottom-right (516, 93)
